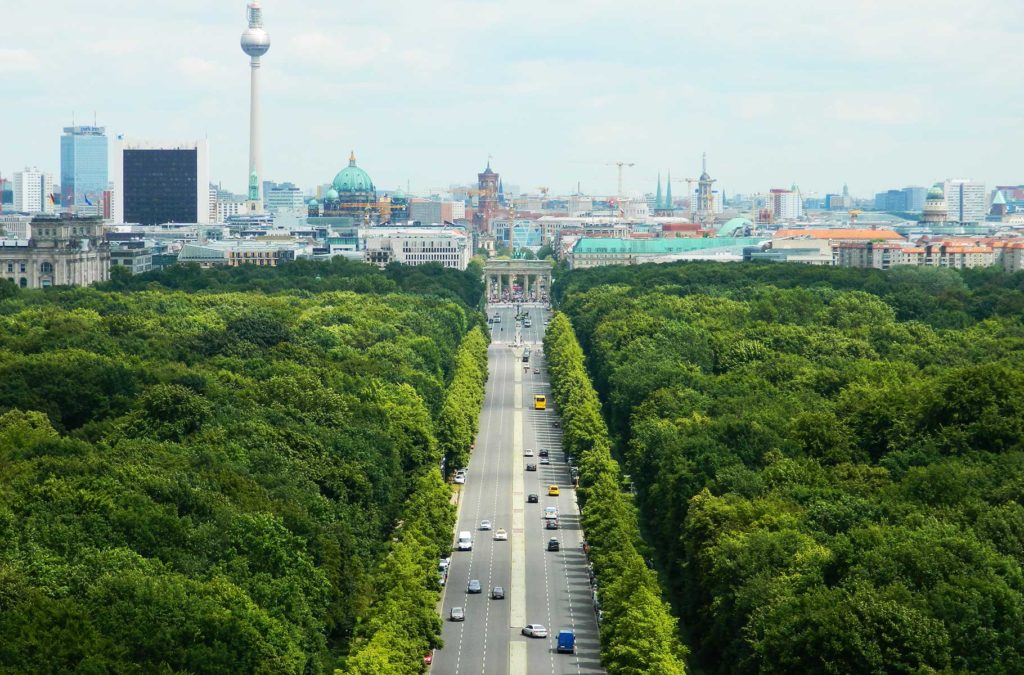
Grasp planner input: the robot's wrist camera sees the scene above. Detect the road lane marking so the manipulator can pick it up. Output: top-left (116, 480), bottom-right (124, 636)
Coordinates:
top-left (510, 352), bottom-right (527, 675)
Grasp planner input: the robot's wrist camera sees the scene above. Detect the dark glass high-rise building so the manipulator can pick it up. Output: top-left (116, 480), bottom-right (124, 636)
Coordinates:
top-left (60, 126), bottom-right (108, 210)
top-left (124, 149), bottom-right (198, 225)
top-left (112, 139), bottom-right (210, 225)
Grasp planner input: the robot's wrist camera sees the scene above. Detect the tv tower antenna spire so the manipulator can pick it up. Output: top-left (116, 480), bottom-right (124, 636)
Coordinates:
top-left (240, 1), bottom-right (271, 214)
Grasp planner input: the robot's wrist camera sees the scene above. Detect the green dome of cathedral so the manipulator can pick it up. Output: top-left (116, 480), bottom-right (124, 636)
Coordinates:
top-left (332, 151), bottom-right (375, 194)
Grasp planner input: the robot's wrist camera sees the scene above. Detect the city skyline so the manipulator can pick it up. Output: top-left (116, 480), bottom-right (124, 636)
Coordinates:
top-left (1, 0), bottom-right (1022, 197)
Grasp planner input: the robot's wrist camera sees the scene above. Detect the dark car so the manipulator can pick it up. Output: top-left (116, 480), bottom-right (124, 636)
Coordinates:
top-left (527, 493), bottom-right (539, 503)
top-left (546, 519), bottom-right (559, 530)
top-left (492, 586), bottom-right (505, 599)
top-left (547, 538), bottom-right (560, 552)
top-left (467, 579), bottom-right (482, 593)
top-left (539, 448), bottom-right (549, 458)
top-left (526, 463), bottom-right (537, 471)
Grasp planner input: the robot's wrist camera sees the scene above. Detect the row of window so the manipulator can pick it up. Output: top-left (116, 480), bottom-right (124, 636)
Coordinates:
top-left (5, 262), bottom-right (53, 274)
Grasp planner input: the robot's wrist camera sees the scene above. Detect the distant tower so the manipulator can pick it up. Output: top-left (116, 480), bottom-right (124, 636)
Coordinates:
top-left (655, 172), bottom-right (663, 210)
top-left (474, 160), bottom-right (499, 232)
top-left (696, 153), bottom-right (717, 220)
top-left (665, 171), bottom-right (673, 210)
top-left (240, 1), bottom-right (271, 214)
top-left (991, 190), bottom-right (1008, 218)
top-left (922, 183), bottom-right (948, 224)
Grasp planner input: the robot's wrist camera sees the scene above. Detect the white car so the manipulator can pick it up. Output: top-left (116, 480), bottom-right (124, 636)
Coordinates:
top-left (524, 448), bottom-right (535, 457)
top-left (494, 528), bottom-right (508, 541)
top-left (522, 624), bottom-right (548, 638)
top-left (480, 520), bottom-right (492, 530)
top-left (454, 474), bottom-right (466, 485)
top-left (544, 506), bottom-right (559, 520)
top-left (540, 457), bottom-right (550, 465)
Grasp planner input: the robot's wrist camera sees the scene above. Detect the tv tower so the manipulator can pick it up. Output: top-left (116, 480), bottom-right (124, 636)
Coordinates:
top-left (240, 1), bottom-right (270, 214)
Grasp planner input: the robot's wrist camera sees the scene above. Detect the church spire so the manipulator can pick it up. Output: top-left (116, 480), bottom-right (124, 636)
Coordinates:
top-left (665, 171), bottom-right (673, 210)
top-left (349, 150), bottom-right (357, 166)
top-left (655, 172), bottom-right (663, 210)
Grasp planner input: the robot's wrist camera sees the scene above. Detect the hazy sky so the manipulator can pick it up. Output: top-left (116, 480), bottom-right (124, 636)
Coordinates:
top-left (2, 0), bottom-right (1022, 198)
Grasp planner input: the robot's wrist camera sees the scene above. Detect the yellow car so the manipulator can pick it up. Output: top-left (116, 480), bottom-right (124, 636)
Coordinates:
top-left (548, 485), bottom-right (560, 496)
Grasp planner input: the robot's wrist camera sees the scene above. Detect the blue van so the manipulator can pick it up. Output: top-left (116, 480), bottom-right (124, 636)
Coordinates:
top-left (557, 630), bottom-right (576, 654)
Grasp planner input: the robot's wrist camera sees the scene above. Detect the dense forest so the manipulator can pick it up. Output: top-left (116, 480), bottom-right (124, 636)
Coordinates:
top-left (556, 262), bottom-right (1024, 673)
top-left (0, 262), bottom-right (487, 673)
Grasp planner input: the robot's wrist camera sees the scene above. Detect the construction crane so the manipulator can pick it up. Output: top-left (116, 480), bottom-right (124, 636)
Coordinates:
top-left (606, 161), bottom-right (635, 199)
top-left (670, 177), bottom-right (697, 218)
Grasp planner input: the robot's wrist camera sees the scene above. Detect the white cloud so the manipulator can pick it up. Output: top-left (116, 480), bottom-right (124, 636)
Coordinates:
top-left (827, 94), bottom-right (925, 126)
top-left (0, 48), bottom-right (42, 73)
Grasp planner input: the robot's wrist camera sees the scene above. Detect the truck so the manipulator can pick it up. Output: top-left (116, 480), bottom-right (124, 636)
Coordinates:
top-left (457, 531), bottom-right (472, 551)
top-left (557, 630), bottom-right (576, 654)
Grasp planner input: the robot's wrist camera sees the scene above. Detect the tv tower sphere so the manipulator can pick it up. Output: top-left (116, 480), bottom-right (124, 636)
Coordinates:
top-left (240, 2), bottom-right (270, 58)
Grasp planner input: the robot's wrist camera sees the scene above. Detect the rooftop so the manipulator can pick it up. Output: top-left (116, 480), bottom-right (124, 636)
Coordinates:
top-left (573, 236), bottom-right (764, 255)
top-left (774, 228), bottom-right (904, 241)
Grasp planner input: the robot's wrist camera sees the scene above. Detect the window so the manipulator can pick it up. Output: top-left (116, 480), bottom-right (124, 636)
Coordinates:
top-left (40, 262), bottom-right (53, 274)
top-left (5, 263), bottom-right (11, 273)
top-left (19, 278), bottom-right (27, 288)
top-left (19, 263), bottom-right (26, 273)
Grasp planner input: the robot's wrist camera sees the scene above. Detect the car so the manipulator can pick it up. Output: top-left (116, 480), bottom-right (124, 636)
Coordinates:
top-left (522, 624), bottom-right (548, 638)
top-left (540, 457), bottom-right (550, 465)
top-left (539, 448), bottom-right (549, 458)
top-left (527, 493), bottom-right (539, 503)
top-left (494, 528), bottom-right (508, 541)
top-left (526, 463), bottom-right (537, 471)
top-left (544, 506), bottom-right (558, 520)
top-left (424, 652), bottom-right (434, 665)
top-left (450, 607), bottom-right (465, 621)
top-left (467, 579), bottom-right (482, 593)
top-left (479, 519), bottom-right (492, 530)
top-left (548, 485), bottom-right (560, 496)
top-left (524, 448), bottom-right (535, 457)
top-left (533, 367), bottom-right (540, 374)
top-left (547, 538), bottom-right (561, 551)
top-left (557, 630), bottom-right (576, 654)
top-left (546, 518), bottom-right (559, 530)
top-left (454, 474), bottom-right (466, 484)
top-left (492, 586), bottom-right (505, 599)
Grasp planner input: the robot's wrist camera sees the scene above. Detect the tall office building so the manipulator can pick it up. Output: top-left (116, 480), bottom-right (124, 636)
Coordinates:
top-left (13, 168), bottom-right (55, 214)
top-left (111, 139), bottom-right (210, 225)
top-left (60, 125), bottom-right (108, 213)
top-left (944, 179), bottom-right (987, 224)
top-left (263, 181), bottom-right (304, 213)
top-left (770, 188), bottom-right (803, 221)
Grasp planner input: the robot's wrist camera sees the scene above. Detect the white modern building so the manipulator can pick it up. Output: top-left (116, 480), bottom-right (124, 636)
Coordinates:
top-left (770, 188), bottom-right (803, 221)
top-left (362, 227), bottom-right (471, 270)
top-left (13, 168), bottom-right (55, 214)
top-left (263, 182), bottom-right (304, 213)
top-left (111, 138), bottom-right (211, 225)
top-left (944, 179), bottom-right (987, 224)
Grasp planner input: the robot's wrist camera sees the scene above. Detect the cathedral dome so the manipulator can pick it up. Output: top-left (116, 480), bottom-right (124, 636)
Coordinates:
top-left (332, 151), bottom-right (375, 194)
top-left (927, 184), bottom-right (944, 200)
top-left (326, 188), bottom-right (339, 201)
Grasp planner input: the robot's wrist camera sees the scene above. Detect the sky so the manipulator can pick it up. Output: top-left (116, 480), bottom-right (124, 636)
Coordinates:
top-left (1, 0), bottom-right (1022, 199)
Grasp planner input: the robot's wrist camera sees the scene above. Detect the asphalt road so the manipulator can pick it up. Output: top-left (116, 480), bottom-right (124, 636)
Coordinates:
top-left (432, 303), bottom-right (604, 675)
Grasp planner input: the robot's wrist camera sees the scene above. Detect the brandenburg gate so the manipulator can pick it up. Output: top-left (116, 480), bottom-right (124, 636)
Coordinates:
top-left (484, 259), bottom-right (553, 303)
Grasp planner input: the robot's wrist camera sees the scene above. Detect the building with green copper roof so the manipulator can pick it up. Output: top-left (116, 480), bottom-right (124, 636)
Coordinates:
top-left (568, 236), bottom-right (766, 269)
